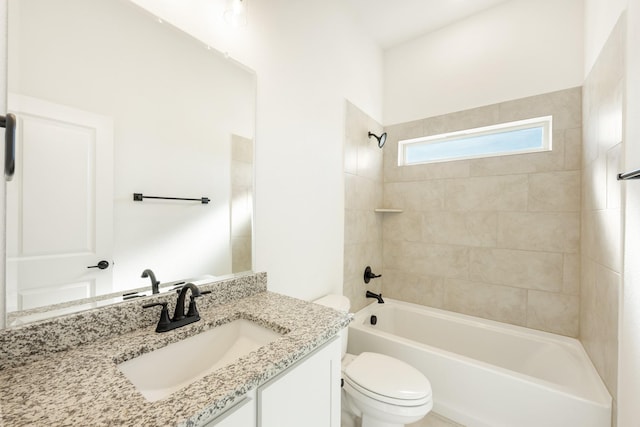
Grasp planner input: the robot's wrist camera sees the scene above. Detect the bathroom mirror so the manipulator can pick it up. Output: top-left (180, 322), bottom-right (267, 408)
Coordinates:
top-left (4, 0), bottom-right (255, 326)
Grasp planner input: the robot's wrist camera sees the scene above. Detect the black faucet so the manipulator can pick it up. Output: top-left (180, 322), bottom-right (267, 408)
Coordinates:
top-left (173, 282), bottom-right (201, 321)
top-left (366, 290), bottom-right (384, 304)
top-left (143, 282), bottom-right (210, 332)
top-left (141, 269), bottom-right (160, 294)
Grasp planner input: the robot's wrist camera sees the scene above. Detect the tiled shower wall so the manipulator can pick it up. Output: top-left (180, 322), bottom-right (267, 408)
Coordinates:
top-left (344, 101), bottom-right (384, 312)
top-left (381, 87), bottom-right (582, 337)
top-left (581, 15), bottom-right (625, 409)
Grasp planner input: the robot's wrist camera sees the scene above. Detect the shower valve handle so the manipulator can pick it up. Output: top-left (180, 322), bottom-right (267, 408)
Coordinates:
top-left (364, 266), bottom-right (381, 284)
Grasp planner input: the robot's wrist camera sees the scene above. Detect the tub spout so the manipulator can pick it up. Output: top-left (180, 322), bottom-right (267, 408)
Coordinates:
top-left (366, 290), bottom-right (384, 304)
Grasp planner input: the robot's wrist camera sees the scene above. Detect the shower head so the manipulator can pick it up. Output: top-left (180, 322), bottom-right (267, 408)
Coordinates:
top-left (368, 131), bottom-right (387, 148)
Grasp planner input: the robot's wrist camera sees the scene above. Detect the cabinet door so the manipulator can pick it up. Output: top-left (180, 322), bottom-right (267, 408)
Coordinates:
top-left (204, 392), bottom-right (256, 427)
top-left (258, 338), bottom-right (341, 427)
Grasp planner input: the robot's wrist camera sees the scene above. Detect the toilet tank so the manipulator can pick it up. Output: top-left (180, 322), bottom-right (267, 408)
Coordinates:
top-left (313, 294), bottom-right (350, 358)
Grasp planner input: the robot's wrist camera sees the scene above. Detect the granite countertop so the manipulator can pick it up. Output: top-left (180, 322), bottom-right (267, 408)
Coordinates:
top-left (0, 291), bottom-right (350, 427)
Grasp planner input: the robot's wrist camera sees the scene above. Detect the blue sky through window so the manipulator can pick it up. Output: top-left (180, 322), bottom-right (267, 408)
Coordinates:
top-left (402, 119), bottom-right (550, 165)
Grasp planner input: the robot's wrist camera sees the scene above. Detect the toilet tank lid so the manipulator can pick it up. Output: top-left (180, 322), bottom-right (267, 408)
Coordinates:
top-left (313, 294), bottom-right (350, 312)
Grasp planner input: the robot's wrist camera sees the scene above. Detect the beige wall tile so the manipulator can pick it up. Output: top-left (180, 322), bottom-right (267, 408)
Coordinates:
top-left (345, 101), bottom-right (368, 175)
top-left (607, 143), bottom-right (622, 210)
top-left (445, 175), bottom-right (528, 211)
top-left (564, 127), bottom-right (582, 170)
top-left (344, 137), bottom-right (358, 175)
top-left (382, 240), bottom-right (402, 271)
top-left (344, 243), bottom-right (383, 286)
top-left (231, 135), bottom-right (253, 163)
top-left (344, 173), bottom-right (358, 210)
top-left (469, 248), bottom-right (563, 292)
top-left (528, 171), bottom-right (581, 212)
top-left (345, 209), bottom-right (382, 245)
top-left (352, 175), bottom-right (383, 210)
top-left (580, 262), bottom-right (620, 396)
top-left (345, 242), bottom-right (383, 312)
top-left (563, 253), bottom-right (580, 295)
top-left (344, 101), bottom-right (384, 313)
top-left (498, 87), bottom-right (582, 130)
top-left (383, 139), bottom-right (402, 182)
top-left (344, 209), bottom-right (359, 245)
top-left (383, 181), bottom-right (445, 212)
top-left (582, 157), bottom-right (608, 211)
top-left (591, 209), bottom-right (622, 272)
top-left (498, 212), bottom-right (580, 253)
top-left (579, 17), bottom-right (624, 403)
top-left (581, 209), bottom-right (596, 261)
top-left (469, 133), bottom-right (566, 176)
top-left (527, 291), bottom-right (579, 337)
top-left (581, 100), bottom-right (598, 165)
top-left (583, 208), bottom-right (622, 274)
top-left (422, 104), bottom-right (500, 135)
top-left (383, 268), bottom-right (445, 308)
top-left (397, 159), bottom-right (471, 182)
top-left (444, 278), bottom-right (527, 325)
top-left (383, 211), bottom-right (423, 243)
top-left (357, 134), bottom-right (384, 182)
top-left (231, 161), bottom-right (253, 187)
top-left (385, 120), bottom-right (425, 141)
top-left (423, 211), bottom-right (497, 247)
top-left (231, 236), bottom-right (251, 273)
top-left (385, 242), bottom-right (469, 280)
top-left (596, 80), bottom-right (623, 157)
top-left (376, 87), bottom-right (582, 336)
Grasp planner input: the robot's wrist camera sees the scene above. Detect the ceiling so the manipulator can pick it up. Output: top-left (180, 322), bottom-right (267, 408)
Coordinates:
top-left (345, 0), bottom-right (513, 49)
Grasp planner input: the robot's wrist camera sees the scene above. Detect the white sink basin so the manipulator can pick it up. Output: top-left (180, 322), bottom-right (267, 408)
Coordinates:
top-left (117, 319), bottom-right (283, 402)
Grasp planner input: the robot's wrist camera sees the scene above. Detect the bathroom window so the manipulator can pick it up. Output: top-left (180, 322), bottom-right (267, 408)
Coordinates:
top-left (398, 116), bottom-right (552, 166)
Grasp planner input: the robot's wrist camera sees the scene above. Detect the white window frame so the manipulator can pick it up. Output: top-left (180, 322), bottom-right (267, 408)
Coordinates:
top-left (398, 115), bottom-right (553, 166)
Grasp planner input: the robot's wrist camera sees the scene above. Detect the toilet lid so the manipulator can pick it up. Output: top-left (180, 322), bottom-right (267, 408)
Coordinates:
top-left (344, 352), bottom-right (431, 402)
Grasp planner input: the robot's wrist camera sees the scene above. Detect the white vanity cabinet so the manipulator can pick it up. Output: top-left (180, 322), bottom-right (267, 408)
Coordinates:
top-left (204, 337), bottom-right (341, 427)
top-left (258, 337), bottom-right (341, 427)
top-left (203, 391), bottom-right (256, 427)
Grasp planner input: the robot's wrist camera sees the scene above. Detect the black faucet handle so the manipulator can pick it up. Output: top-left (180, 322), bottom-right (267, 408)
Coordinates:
top-left (143, 302), bottom-right (172, 332)
top-left (364, 266), bottom-right (382, 283)
top-left (142, 301), bottom-right (166, 309)
top-left (186, 295), bottom-right (200, 318)
top-left (185, 290), bottom-right (212, 317)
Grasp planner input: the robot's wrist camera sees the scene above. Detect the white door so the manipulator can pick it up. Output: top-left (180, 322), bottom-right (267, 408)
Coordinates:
top-left (6, 94), bottom-right (114, 311)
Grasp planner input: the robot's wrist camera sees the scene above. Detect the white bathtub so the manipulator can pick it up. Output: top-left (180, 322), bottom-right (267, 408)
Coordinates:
top-left (347, 299), bottom-right (611, 427)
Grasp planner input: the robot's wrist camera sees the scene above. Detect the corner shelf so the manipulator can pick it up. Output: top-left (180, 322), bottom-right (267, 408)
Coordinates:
top-left (374, 208), bottom-right (403, 213)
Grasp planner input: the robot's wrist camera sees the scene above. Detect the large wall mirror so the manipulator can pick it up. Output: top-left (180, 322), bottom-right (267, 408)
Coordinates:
top-left (5, 0), bottom-right (255, 326)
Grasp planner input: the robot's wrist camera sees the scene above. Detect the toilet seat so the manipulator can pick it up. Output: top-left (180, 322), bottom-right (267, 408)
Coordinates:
top-left (343, 352), bottom-right (432, 407)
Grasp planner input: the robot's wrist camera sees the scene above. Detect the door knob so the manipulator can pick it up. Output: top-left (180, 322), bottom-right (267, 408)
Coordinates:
top-left (87, 260), bottom-right (110, 270)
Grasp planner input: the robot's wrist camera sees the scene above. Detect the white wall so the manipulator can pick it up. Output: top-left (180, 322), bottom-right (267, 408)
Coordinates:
top-left (130, 0), bottom-right (384, 300)
top-left (384, 0), bottom-right (584, 125)
top-left (584, 0), bottom-right (627, 76)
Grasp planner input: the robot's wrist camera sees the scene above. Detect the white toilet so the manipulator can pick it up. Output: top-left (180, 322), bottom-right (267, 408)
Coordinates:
top-left (314, 294), bottom-right (433, 427)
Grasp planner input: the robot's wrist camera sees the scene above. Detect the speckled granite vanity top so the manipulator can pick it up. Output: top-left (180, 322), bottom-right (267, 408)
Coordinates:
top-left (0, 274), bottom-right (349, 426)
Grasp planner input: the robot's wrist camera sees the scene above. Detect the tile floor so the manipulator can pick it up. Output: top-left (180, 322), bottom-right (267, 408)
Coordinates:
top-left (408, 412), bottom-right (465, 427)
top-left (344, 410), bottom-right (464, 427)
